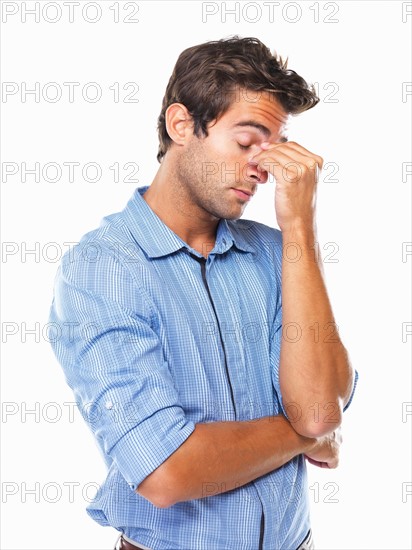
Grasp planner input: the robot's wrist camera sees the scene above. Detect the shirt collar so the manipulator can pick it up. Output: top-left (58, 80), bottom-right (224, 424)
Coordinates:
top-left (121, 186), bottom-right (253, 259)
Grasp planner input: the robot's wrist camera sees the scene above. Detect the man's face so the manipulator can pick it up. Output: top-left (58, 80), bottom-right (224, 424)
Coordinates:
top-left (175, 89), bottom-right (289, 220)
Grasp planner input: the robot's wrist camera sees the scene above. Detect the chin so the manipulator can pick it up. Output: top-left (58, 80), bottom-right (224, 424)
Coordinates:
top-left (219, 209), bottom-right (244, 221)
top-left (206, 200), bottom-right (245, 221)
top-left (227, 213), bottom-right (243, 221)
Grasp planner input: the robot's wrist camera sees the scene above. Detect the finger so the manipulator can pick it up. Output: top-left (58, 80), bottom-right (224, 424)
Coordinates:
top-left (250, 149), bottom-right (316, 184)
top-left (251, 145), bottom-right (321, 173)
top-left (260, 141), bottom-right (324, 171)
top-left (305, 457), bottom-right (325, 468)
top-left (274, 141), bottom-right (323, 170)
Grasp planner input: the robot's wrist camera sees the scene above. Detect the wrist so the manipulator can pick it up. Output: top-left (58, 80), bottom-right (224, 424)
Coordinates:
top-left (281, 218), bottom-right (317, 244)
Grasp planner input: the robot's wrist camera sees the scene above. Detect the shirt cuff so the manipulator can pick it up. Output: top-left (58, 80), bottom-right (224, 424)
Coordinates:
top-left (109, 410), bottom-right (195, 490)
top-left (343, 368), bottom-right (359, 413)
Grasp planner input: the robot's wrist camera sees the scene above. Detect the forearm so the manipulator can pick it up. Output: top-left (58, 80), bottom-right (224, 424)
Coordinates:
top-left (137, 415), bottom-right (315, 508)
top-left (280, 221), bottom-right (355, 437)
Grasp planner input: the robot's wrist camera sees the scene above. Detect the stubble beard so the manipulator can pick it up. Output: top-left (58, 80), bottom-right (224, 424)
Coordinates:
top-left (175, 138), bottom-right (246, 221)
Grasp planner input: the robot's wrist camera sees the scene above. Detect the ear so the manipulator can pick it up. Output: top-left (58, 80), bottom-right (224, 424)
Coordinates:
top-left (165, 103), bottom-right (193, 148)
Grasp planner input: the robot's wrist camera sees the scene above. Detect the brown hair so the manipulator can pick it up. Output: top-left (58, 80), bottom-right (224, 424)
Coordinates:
top-left (156, 35), bottom-right (319, 162)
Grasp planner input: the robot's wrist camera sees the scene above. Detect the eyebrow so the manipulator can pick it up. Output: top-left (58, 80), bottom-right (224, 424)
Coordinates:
top-left (232, 120), bottom-right (288, 142)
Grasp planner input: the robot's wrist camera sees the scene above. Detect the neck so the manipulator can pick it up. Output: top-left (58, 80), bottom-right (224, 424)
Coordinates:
top-left (143, 158), bottom-right (218, 256)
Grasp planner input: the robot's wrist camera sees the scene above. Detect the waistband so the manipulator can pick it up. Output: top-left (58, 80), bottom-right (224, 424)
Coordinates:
top-left (115, 528), bottom-right (314, 550)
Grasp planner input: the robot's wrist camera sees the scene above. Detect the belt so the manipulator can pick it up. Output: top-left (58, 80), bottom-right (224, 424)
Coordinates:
top-left (115, 529), bottom-right (314, 550)
top-left (115, 536), bottom-right (149, 550)
top-left (296, 529), bottom-right (314, 550)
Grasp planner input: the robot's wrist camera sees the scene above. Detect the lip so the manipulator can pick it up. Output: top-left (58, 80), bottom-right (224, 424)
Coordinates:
top-left (232, 188), bottom-right (254, 201)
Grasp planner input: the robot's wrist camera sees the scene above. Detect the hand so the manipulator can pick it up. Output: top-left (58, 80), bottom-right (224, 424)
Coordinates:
top-left (249, 141), bottom-right (323, 233)
top-left (304, 427), bottom-right (342, 469)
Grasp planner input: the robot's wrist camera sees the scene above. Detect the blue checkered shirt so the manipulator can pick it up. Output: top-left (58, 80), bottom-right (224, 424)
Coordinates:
top-left (49, 186), bottom-right (357, 549)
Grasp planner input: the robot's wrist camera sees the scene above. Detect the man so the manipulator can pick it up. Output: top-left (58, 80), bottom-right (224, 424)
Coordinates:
top-left (49, 36), bottom-right (357, 550)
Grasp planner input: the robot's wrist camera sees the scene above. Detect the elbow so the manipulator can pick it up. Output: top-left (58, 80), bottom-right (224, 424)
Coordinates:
top-left (288, 400), bottom-right (343, 439)
top-left (137, 485), bottom-right (177, 509)
top-left (138, 490), bottom-right (176, 509)
top-left (295, 417), bottom-right (342, 439)
top-left (136, 468), bottom-right (179, 509)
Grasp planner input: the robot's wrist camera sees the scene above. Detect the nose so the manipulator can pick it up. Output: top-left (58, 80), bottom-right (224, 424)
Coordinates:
top-left (245, 159), bottom-right (268, 184)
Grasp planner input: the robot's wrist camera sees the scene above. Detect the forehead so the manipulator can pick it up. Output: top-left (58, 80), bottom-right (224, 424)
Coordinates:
top-left (220, 90), bottom-right (290, 136)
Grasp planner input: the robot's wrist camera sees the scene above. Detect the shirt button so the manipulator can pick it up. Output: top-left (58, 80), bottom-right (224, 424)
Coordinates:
top-left (105, 401), bottom-right (113, 410)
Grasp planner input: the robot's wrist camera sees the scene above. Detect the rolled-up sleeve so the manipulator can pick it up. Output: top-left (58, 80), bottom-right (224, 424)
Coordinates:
top-left (343, 369), bottom-right (359, 412)
top-left (48, 250), bottom-right (195, 489)
top-left (269, 300), bottom-right (288, 417)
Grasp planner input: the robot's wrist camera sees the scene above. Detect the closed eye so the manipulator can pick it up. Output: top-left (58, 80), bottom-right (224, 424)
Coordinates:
top-left (238, 143), bottom-right (251, 150)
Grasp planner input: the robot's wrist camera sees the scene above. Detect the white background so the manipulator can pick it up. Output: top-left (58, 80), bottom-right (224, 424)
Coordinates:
top-left (1, 1), bottom-right (411, 549)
